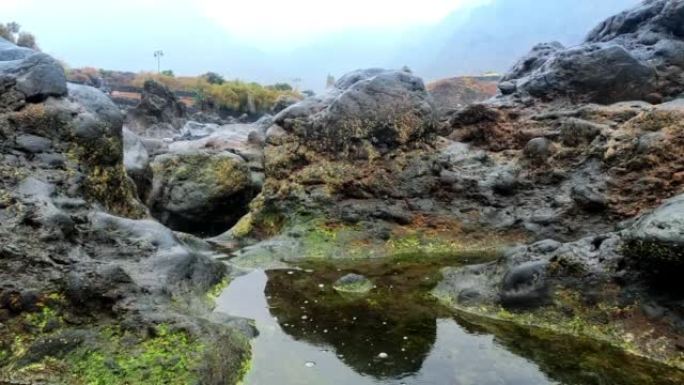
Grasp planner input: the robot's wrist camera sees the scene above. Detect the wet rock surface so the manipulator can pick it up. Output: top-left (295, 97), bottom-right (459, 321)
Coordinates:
top-left (0, 41), bottom-right (250, 384)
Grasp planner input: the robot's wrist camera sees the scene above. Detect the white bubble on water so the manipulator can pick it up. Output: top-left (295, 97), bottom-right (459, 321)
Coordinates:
top-left (378, 352), bottom-right (389, 359)
top-left (304, 361), bottom-right (316, 368)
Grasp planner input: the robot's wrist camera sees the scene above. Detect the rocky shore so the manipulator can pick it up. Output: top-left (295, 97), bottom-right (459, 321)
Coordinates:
top-left (1, 0), bottom-right (684, 383)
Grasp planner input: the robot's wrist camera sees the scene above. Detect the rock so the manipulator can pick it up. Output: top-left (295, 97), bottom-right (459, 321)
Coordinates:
top-left (147, 152), bottom-right (256, 236)
top-left (571, 184), bottom-right (608, 212)
top-left (427, 75), bottom-right (499, 114)
top-left (274, 68), bottom-right (436, 158)
top-left (623, 193), bottom-right (684, 281)
top-left (181, 120), bottom-right (220, 138)
top-left (16, 330), bottom-right (89, 367)
top-left (489, 168), bottom-right (518, 196)
top-left (271, 94), bottom-right (300, 114)
top-left (123, 128), bottom-right (152, 199)
top-left (15, 134), bottom-right (52, 153)
top-left (0, 37), bottom-right (67, 110)
top-left (501, 0), bottom-right (684, 103)
top-left (67, 83), bottom-right (124, 139)
top-left (498, 81), bottom-right (516, 95)
top-left (559, 118), bottom-right (605, 146)
top-left (500, 260), bottom-right (550, 308)
top-left (0, 38), bottom-right (249, 382)
top-left (512, 45), bottom-right (656, 104)
top-left (523, 137), bottom-right (555, 160)
top-left (126, 80), bottom-right (186, 136)
top-left (502, 42), bottom-right (565, 82)
top-left (333, 274), bottom-right (373, 294)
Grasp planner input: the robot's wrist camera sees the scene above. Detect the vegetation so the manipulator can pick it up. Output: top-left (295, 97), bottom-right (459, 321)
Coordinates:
top-left (131, 72), bottom-right (301, 115)
top-left (0, 22), bottom-right (38, 49)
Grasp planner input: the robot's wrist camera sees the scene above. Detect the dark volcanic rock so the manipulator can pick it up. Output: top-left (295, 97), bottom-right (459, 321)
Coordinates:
top-left (126, 79), bottom-right (187, 137)
top-left (623, 193), bottom-right (684, 285)
top-left (500, 0), bottom-right (684, 104)
top-left (507, 44), bottom-right (656, 104)
top-left (274, 68), bottom-right (436, 158)
top-left (0, 37), bottom-right (67, 111)
top-left (0, 40), bottom-right (248, 383)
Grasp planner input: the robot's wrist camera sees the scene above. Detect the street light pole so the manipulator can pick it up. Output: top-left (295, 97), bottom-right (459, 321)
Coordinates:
top-left (154, 50), bottom-right (164, 74)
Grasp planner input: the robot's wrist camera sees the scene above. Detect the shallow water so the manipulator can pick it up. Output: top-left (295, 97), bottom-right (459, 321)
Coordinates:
top-left (215, 261), bottom-right (684, 385)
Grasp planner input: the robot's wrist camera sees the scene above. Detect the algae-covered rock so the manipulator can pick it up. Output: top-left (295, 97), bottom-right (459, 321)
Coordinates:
top-left (333, 273), bottom-right (374, 294)
top-left (623, 193), bottom-right (684, 282)
top-left (148, 151), bottom-right (256, 235)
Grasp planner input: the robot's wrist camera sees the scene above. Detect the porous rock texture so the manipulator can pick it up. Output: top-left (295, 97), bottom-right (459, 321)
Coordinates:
top-left (0, 40), bottom-right (250, 384)
top-left (501, 0), bottom-right (684, 104)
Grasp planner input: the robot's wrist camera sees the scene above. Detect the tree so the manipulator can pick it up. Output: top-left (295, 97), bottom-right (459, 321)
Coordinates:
top-left (16, 32), bottom-right (37, 49)
top-left (6, 22), bottom-right (20, 34)
top-left (0, 22), bottom-right (39, 49)
top-left (203, 72), bottom-right (225, 85)
top-left (161, 70), bottom-right (175, 77)
top-left (0, 24), bottom-right (14, 42)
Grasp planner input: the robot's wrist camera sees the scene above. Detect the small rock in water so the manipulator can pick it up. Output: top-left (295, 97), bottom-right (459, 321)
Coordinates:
top-left (378, 352), bottom-right (389, 359)
top-left (304, 361), bottom-right (316, 368)
top-left (333, 273), bottom-right (373, 293)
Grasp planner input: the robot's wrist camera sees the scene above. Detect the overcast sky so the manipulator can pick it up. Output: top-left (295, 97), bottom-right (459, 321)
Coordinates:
top-left (4, 0), bottom-right (639, 90)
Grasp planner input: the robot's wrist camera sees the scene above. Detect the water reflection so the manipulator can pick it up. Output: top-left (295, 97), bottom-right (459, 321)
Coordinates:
top-left (215, 268), bottom-right (684, 385)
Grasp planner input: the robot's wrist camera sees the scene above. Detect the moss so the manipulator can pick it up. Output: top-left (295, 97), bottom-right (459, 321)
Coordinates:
top-left (230, 213), bottom-right (254, 239)
top-left (24, 306), bottom-right (63, 332)
top-left (437, 285), bottom-right (684, 369)
top-left (67, 324), bottom-right (203, 385)
top-left (206, 277), bottom-right (230, 305)
top-left (9, 104), bottom-right (67, 137)
top-left (154, 153), bottom-right (250, 195)
top-left (70, 135), bottom-right (146, 219)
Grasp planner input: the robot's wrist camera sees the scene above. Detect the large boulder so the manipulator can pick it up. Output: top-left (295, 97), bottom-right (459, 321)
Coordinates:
top-left (126, 80), bottom-right (186, 137)
top-left (147, 151), bottom-right (256, 236)
top-left (501, 0), bottom-right (684, 103)
top-left (0, 37), bottom-right (67, 112)
top-left (504, 44), bottom-right (656, 104)
top-left (274, 68), bottom-right (436, 158)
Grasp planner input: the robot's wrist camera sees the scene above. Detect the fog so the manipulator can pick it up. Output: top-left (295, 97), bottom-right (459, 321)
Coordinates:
top-left (5, 0), bottom-right (640, 90)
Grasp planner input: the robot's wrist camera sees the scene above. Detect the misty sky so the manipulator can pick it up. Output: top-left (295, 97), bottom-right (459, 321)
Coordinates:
top-left (5, 0), bottom-right (640, 90)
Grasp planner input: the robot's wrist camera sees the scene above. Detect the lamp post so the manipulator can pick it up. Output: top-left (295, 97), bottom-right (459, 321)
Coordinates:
top-left (154, 50), bottom-right (164, 74)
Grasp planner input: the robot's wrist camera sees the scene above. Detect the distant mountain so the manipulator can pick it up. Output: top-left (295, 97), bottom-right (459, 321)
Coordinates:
top-left (400, 0), bottom-right (642, 80)
top-left (276, 0), bottom-right (641, 90)
top-left (34, 0), bottom-right (642, 92)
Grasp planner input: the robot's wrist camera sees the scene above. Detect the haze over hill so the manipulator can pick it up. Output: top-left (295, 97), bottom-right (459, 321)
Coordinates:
top-left (7, 0), bottom-right (639, 90)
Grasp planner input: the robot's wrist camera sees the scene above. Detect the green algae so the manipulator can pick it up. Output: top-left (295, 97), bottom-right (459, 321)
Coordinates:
top-left (67, 324), bottom-right (203, 385)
